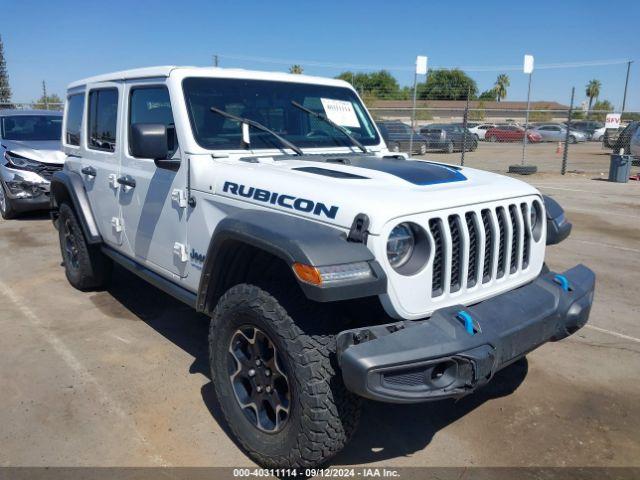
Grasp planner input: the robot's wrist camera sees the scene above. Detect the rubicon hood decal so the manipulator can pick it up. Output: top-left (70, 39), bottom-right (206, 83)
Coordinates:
top-left (341, 157), bottom-right (466, 186)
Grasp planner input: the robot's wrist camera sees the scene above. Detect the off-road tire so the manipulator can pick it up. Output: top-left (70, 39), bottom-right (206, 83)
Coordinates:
top-left (508, 164), bottom-right (538, 175)
top-left (0, 183), bottom-right (17, 220)
top-left (58, 202), bottom-right (112, 290)
top-left (209, 283), bottom-right (361, 469)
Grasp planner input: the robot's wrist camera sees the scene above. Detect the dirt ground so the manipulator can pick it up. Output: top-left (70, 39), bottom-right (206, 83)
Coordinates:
top-left (0, 142), bottom-right (638, 471)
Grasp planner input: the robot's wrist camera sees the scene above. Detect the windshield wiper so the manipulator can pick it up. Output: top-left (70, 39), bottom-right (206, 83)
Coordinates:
top-left (291, 101), bottom-right (368, 153)
top-left (209, 106), bottom-right (303, 156)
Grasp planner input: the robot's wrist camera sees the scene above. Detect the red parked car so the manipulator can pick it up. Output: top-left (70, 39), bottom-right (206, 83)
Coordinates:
top-left (485, 125), bottom-right (542, 143)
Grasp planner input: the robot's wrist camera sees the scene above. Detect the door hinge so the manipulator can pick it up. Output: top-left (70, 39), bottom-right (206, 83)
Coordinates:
top-left (110, 217), bottom-right (123, 233)
top-left (171, 189), bottom-right (188, 209)
top-left (108, 173), bottom-right (119, 189)
top-left (173, 242), bottom-right (188, 263)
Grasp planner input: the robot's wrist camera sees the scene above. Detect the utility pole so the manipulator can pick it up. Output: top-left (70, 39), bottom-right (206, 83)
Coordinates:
top-left (409, 56), bottom-right (428, 156)
top-left (213, 54), bottom-right (219, 67)
top-left (42, 80), bottom-right (48, 110)
top-left (621, 60), bottom-right (633, 114)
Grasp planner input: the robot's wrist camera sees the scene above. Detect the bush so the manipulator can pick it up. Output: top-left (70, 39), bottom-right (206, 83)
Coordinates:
top-left (469, 101), bottom-right (485, 120)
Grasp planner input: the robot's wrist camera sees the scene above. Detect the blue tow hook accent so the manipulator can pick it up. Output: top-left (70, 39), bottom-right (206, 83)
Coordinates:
top-left (554, 274), bottom-right (570, 292)
top-left (456, 310), bottom-right (476, 335)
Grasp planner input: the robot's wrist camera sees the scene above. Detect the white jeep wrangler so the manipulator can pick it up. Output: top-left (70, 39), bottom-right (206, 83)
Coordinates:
top-left (51, 66), bottom-right (595, 468)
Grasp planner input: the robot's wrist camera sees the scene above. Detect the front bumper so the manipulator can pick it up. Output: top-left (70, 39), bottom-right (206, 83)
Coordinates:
top-left (1, 167), bottom-right (51, 212)
top-left (337, 264), bottom-right (595, 403)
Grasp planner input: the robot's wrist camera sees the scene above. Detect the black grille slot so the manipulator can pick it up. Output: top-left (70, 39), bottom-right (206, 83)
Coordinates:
top-left (448, 215), bottom-right (463, 293)
top-left (509, 205), bottom-right (520, 274)
top-left (429, 219), bottom-right (444, 297)
top-left (521, 203), bottom-right (530, 268)
top-left (466, 212), bottom-right (479, 288)
top-left (481, 209), bottom-right (494, 283)
top-left (496, 207), bottom-right (507, 278)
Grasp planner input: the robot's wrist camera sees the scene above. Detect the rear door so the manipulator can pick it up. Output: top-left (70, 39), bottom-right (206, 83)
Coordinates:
top-left (81, 84), bottom-right (124, 247)
top-left (118, 81), bottom-right (188, 278)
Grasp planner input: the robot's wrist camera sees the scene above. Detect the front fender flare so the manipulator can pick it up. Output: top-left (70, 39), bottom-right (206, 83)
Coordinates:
top-left (196, 209), bottom-right (387, 310)
top-left (50, 170), bottom-right (102, 244)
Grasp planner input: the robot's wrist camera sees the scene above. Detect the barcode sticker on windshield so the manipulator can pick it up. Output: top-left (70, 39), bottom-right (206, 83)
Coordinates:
top-left (320, 98), bottom-right (360, 128)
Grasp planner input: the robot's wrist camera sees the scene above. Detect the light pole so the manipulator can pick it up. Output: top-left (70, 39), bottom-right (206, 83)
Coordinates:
top-left (521, 54), bottom-right (534, 165)
top-left (621, 60), bottom-right (633, 114)
top-left (409, 55), bottom-right (428, 156)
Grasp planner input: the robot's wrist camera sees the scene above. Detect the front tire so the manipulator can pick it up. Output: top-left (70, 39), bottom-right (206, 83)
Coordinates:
top-left (444, 141), bottom-right (454, 153)
top-left (209, 283), bottom-right (361, 468)
top-left (489, 135), bottom-right (498, 143)
top-left (58, 203), bottom-right (112, 290)
top-left (0, 183), bottom-right (17, 220)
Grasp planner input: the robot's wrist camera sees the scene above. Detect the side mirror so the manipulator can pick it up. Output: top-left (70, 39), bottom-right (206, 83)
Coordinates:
top-left (130, 123), bottom-right (180, 170)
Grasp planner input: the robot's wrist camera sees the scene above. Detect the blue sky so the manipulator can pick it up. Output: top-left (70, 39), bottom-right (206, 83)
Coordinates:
top-left (3, 0), bottom-right (639, 110)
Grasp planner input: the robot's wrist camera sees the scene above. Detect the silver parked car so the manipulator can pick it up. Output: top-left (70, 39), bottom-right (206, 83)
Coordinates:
top-left (631, 125), bottom-right (640, 159)
top-left (0, 110), bottom-right (64, 219)
top-left (532, 124), bottom-right (587, 143)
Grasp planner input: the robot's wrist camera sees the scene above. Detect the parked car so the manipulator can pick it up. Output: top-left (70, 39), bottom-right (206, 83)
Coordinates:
top-left (570, 120), bottom-right (604, 140)
top-left (467, 123), bottom-right (497, 141)
top-left (590, 125), bottom-right (607, 142)
top-left (484, 125), bottom-right (542, 143)
top-left (377, 121), bottom-right (427, 154)
top-left (0, 110), bottom-right (65, 219)
top-left (51, 65), bottom-right (594, 469)
top-left (419, 124), bottom-right (478, 153)
top-left (531, 124), bottom-right (587, 143)
top-left (604, 121), bottom-right (640, 153)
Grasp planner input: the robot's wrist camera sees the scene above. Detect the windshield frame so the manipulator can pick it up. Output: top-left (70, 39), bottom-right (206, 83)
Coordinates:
top-left (181, 76), bottom-right (381, 152)
top-left (1, 114), bottom-right (63, 142)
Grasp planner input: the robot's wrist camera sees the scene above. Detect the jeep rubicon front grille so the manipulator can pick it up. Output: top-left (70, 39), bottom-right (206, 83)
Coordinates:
top-left (429, 201), bottom-right (534, 298)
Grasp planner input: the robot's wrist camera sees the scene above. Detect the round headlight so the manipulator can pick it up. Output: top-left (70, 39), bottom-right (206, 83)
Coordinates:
top-left (387, 223), bottom-right (415, 268)
top-left (531, 200), bottom-right (544, 242)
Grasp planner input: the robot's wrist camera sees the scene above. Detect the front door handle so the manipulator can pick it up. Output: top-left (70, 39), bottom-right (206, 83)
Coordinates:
top-left (117, 175), bottom-right (136, 188)
top-left (81, 166), bottom-right (96, 177)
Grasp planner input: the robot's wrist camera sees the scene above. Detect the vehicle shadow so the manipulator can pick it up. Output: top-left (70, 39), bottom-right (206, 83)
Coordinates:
top-left (12, 211), bottom-right (51, 221)
top-left (104, 264), bottom-right (529, 466)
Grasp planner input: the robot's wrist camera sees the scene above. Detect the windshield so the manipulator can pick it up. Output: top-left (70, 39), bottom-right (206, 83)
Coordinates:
top-left (183, 77), bottom-right (380, 151)
top-left (1, 115), bottom-right (62, 141)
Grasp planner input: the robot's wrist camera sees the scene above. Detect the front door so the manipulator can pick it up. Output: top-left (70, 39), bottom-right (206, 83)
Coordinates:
top-left (118, 81), bottom-right (188, 278)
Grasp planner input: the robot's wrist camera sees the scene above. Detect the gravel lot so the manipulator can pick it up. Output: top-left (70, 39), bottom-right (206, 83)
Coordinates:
top-left (1, 142), bottom-right (638, 470)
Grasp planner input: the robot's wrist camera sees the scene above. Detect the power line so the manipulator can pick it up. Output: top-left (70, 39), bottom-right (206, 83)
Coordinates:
top-left (217, 54), bottom-right (633, 72)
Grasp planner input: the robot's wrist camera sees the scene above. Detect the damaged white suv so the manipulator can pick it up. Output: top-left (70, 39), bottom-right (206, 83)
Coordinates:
top-left (51, 66), bottom-right (595, 469)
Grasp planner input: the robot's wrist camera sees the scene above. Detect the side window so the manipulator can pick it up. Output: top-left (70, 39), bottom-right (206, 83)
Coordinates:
top-left (88, 88), bottom-right (118, 152)
top-left (129, 86), bottom-right (177, 157)
top-left (65, 94), bottom-right (84, 146)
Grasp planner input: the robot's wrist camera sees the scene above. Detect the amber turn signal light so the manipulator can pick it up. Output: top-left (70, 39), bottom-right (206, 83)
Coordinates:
top-left (292, 263), bottom-right (323, 286)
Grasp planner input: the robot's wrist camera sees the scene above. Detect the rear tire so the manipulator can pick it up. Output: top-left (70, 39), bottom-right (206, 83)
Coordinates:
top-left (0, 183), bottom-right (17, 220)
top-left (58, 203), bottom-right (112, 290)
top-left (391, 143), bottom-right (400, 153)
top-left (209, 283), bottom-right (361, 469)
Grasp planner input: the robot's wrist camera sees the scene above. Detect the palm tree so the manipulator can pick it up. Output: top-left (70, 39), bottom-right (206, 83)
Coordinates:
top-left (494, 74), bottom-right (510, 102)
top-left (585, 79), bottom-right (601, 113)
top-left (289, 65), bottom-right (303, 74)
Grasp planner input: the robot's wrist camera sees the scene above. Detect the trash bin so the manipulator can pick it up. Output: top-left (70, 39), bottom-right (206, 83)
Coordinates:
top-left (608, 154), bottom-right (632, 183)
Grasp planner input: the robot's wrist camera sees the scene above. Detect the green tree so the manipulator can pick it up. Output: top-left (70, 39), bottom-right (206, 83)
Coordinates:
top-left (417, 69), bottom-right (477, 101)
top-left (0, 35), bottom-right (12, 108)
top-left (32, 93), bottom-right (63, 110)
top-left (478, 89), bottom-right (496, 100)
top-left (289, 64), bottom-right (303, 74)
top-left (336, 70), bottom-right (400, 99)
top-left (588, 99), bottom-right (613, 121)
top-left (494, 74), bottom-right (510, 102)
top-left (585, 79), bottom-right (601, 113)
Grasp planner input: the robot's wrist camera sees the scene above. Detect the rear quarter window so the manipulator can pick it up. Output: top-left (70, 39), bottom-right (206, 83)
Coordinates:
top-left (65, 94), bottom-right (85, 146)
